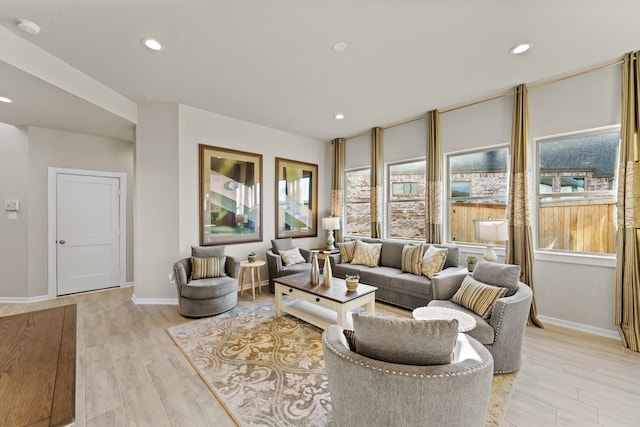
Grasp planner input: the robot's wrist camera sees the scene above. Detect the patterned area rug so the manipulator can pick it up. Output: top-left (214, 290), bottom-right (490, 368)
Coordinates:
top-left (167, 304), bottom-right (517, 427)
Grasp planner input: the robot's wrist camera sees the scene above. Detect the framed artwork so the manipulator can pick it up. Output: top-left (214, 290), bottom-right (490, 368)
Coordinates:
top-left (199, 144), bottom-right (262, 246)
top-left (275, 157), bottom-right (318, 239)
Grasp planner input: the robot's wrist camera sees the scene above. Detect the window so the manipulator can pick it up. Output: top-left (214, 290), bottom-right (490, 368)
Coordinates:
top-left (447, 147), bottom-right (509, 243)
top-left (345, 168), bottom-right (371, 236)
top-left (387, 160), bottom-right (426, 239)
top-left (537, 128), bottom-right (620, 254)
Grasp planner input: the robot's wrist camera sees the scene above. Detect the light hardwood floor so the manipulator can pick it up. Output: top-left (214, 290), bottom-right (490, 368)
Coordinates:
top-left (1, 286), bottom-right (639, 427)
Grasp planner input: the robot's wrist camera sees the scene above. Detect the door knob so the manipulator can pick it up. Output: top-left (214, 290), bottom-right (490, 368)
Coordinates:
top-left (59, 240), bottom-right (66, 244)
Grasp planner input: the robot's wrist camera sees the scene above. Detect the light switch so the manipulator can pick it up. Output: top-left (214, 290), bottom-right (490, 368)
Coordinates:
top-left (8, 212), bottom-right (17, 220)
top-left (4, 200), bottom-right (19, 211)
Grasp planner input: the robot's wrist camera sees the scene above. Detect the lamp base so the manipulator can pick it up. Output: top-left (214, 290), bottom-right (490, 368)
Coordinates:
top-left (326, 230), bottom-right (335, 251)
top-left (483, 243), bottom-right (498, 262)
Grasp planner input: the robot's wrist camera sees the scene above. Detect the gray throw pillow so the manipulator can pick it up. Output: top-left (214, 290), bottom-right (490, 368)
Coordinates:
top-left (472, 261), bottom-right (520, 297)
top-left (191, 245), bottom-right (225, 258)
top-left (352, 313), bottom-right (458, 365)
top-left (271, 238), bottom-right (294, 255)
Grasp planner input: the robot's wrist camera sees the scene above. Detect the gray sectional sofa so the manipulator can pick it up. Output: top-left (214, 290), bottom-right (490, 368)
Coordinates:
top-left (328, 239), bottom-right (465, 309)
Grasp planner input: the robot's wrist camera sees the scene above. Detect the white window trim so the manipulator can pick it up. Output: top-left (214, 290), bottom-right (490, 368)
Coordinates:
top-left (532, 124), bottom-right (620, 263)
top-left (444, 143), bottom-right (510, 247)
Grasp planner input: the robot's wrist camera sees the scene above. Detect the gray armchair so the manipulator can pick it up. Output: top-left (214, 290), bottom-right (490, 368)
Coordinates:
top-left (173, 246), bottom-right (241, 318)
top-left (430, 261), bottom-right (533, 374)
top-left (266, 238), bottom-right (312, 292)
top-left (322, 324), bottom-right (494, 427)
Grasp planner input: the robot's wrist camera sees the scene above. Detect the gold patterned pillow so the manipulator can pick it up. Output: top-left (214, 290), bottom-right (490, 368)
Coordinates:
top-left (279, 247), bottom-right (306, 266)
top-left (337, 241), bottom-right (356, 263)
top-left (421, 245), bottom-right (448, 278)
top-left (350, 240), bottom-right (382, 267)
top-left (401, 244), bottom-right (423, 275)
top-left (451, 275), bottom-right (507, 319)
top-left (191, 256), bottom-right (226, 280)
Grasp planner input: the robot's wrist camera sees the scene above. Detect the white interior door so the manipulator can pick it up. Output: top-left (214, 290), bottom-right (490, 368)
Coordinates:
top-left (56, 173), bottom-right (121, 296)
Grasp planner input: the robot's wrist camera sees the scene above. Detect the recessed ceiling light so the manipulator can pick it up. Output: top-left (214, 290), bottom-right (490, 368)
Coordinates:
top-left (333, 42), bottom-right (347, 52)
top-left (16, 19), bottom-right (41, 35)
top-left (143, 38), bottom-right (163, 51)
top-left (0, 96), bottom-right (13, 103)
top-left (334, 113), bottom-right (345, 120)
top-left (510, 43), bottom-right (531, 55)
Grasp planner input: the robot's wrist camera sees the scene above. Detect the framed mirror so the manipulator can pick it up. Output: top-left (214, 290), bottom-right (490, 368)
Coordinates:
top-left (199, 144), bottom-right (262, 246)
top-left (275, 157), bottom-right (318, 239)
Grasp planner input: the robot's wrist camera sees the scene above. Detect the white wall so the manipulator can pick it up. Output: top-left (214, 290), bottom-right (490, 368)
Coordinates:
top-left (178, 105), bottom-right (330, 269)
top-left (0, 123), bottom-right (29, 298)
top-left (134, 104), bottom-right (180, 300)
top-left (384, 118), bottom-right (427, 163)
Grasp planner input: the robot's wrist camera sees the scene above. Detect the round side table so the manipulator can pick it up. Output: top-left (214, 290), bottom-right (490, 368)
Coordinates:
top-left (239, 259), bottom-right (266, 300)
top-left (411, 306), bottom-right (477, 332)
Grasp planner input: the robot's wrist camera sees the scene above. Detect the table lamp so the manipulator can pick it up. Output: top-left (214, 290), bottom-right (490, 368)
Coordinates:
top-left (321, 217), bottom-right (341, 250)
top-left (473, 219), bottom-right (508, 262)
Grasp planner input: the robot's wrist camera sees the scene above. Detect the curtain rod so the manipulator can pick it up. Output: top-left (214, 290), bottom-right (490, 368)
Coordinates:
top-left (343, 55), bottom-right (625, 141)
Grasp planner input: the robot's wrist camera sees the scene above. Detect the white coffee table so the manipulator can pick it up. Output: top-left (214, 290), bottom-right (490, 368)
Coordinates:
top-left (412, 306), bottom-right (476, 332)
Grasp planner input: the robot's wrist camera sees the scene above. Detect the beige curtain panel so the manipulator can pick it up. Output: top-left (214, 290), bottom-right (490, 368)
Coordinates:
top-left (331, 138), bottom-right (346, 243)
top-left (426, 110), bottom-right (442, 243)
top-left (371, 127), bottom-right (384, 238)
top-left (615, 51), bottom-right (640, 352)
top-left (506, 84), bottom-right (543, 328)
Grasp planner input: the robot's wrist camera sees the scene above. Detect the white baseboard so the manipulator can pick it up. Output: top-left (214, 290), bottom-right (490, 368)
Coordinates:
top-left (123, 281), bottom-right (135, 288)
top-left (131, 294), bottom-right (178, 305)
top-left (538, 315), bottom-right (621, 341)
top-left (0, 295), bottom-right (50, 303)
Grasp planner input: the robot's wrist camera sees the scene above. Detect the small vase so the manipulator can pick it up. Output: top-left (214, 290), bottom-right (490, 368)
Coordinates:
top-left (467, 263), bottom-right (476, 272)
top-left (310, 251), bottom-right (320, 285)
top-left (323, 258), bottom-right (332, 287)
top-left (248, 255), bottom-right (256, 263)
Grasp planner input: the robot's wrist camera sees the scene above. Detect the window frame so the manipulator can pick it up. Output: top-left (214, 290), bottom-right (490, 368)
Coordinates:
top-left (534, 125), bottom-right (620, 261)
top-left (344, 166), bottom-right (372, 238)
top-left (386, 158), bottom-right (426, 240)
top-left (445, 144), bottom-right (510, 247)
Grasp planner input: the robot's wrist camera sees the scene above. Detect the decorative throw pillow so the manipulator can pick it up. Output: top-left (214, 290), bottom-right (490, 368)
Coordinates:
top-left (472, 261), bottom-right (521, 297)
top-left (451, 275), bottom-right (507, 319)
top-left (191, 256), bottom-right (227, 280)
top-left (279, 247), bottom-right (306, 266)
top-left (336, 241), bottom-right (357, 263)
top-left (191, 245), bottom-right (225, 258)
top-left (342, 329), bottom-right (357, 351)
top-left (352, 313), bottom-right (458, 365)
top-left (350, 240), bottom-right (382, 267)
top-left (401, 244), bottom-right (423, 275)
top-left (421, 245), bottom-right (448, 278)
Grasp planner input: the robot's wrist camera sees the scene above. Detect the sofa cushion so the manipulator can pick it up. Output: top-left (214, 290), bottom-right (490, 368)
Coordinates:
top-left (352, 313), bottom-right (458, 365)
top-left (279, 247), bottom-right (306, 266)
top-left (191, 245), bottom-right (225, 258)
top-left (421, 246), bottom-right (448, 278)
top-left (271, 238), bottom-right (294, 255)
top-left (472, 261), bottom-right (520, 297)
top-left (451, 275), bottom-right (507, 319)
top-left (180, 276), bottom-right (238, 299)
top-left (429, 244), bottom-right (460, 269)
top-left (351, 240), bottom-right (382, 267)
top-left (388, 273), bottom-right (433, 297)
top-left (191, 256), bottom-right (226, 280)
top-left (358, 266), bottom-right (403, 288)
top-left (336, 241), bottom-right (356, 263)
top-left (428, 299), bottom-right (495, 344)
top-left (401, 244), bottom-right (423, 275)
top-left (379, 240), bottom-right (406, 269)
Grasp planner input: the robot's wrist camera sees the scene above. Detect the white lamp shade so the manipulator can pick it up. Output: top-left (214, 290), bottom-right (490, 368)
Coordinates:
top-left (322, 216), bottom-right (341, 230)
top-left (473, 219), bottom-right (508, 242)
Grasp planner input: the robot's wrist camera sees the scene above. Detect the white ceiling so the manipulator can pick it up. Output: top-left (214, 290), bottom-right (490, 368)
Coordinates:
top-left (1, 1), bottom-right (639, 143)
